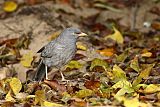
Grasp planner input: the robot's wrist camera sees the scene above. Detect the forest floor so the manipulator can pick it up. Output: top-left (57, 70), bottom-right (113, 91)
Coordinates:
top-left (0, 0), bottom-right (160, 107)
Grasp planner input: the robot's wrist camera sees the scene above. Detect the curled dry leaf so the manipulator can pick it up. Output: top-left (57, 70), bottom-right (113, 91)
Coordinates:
top-left (76, 42), bottom-right (87, 51)
top-left (0, 68), bottom-right (7, 80)
top-left (141, 52), bottom-right (152, 57)
top-left (151, 21), bottom-right (160, 30)
top-left (44, 80), bottom-right (66, 93)
top-left (90, 58), bottom-right (108, 71)
top-left (73, 53), bottom-right (86, 60)
top-left (1, 101), bottom-right (15, 107)
top-left (70, 100), bottom-right (87, 107)
top-left (97, 48), bottom-right (115, 57)
top-left (84, 80), bottom-right (100, 90)
top-left (104, 27), bottom-right (124, 44)
top-left (15, 92), bottom-right (28, 101)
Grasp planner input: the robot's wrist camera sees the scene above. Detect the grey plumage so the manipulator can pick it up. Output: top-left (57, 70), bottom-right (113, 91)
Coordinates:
top-left (33, 27), bottom-right (86, 81)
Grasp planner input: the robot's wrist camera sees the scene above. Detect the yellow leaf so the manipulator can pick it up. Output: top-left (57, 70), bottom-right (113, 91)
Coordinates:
top-left (76, 42), bottom-right (87, 51)
top-left (123, 96), bottom-right (140, 107)
top-left (141, 52), bottom-right (152, 57)
top-left (35, 90), bottom-right (45, 105)
top-left (35, 90), bottom-right (63, 106)
top-left (130, 56), bottom-right (140, 72)
top-left (97, 48), bottom-right (115, 57)
top-left (157, 92), bottom-right (160, 100)
top-left (42, 101), bottom-right (63, 107)
top-left (104, 27), bottom-right (124, 44)
top-left (134, 84), bottom-right (147, 91)
top-left (66, 60), bottom-right (83, 69)
top-left (112, 65), bottom-right (126, 82)
top-left (5, 90), bottom-right (15, 102)
top-left (90, 58), bottom-right (108, 71)
top-left (112, 80), bottom-right (132, 89)
top-left (9, 78), bottom-right (22, 95)
top-left (26, 95), bottom-right (35, 99)
top-left (76, 89), bottom-right (93, 98)
top-left (3, 1), bottom-right (18, 12)
top-left (116, 95), bottom-right (148, 107)
top-left (20, 51), bottom-right (34, 67)
top-left (143, 84), bottom-right (160, 93)
top-left (112, 80), bottom-right (134, 97)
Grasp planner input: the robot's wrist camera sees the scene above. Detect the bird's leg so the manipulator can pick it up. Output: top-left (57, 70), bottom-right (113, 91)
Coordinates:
top-left (59, 70), bottom-right (69, 82)
top-left (45, 65), bottom-right (48, 80)
top-left (60, 70), bottom-right (65, 81)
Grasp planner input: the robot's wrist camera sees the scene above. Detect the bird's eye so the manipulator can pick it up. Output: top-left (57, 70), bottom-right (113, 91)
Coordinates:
top-left (75, 32), bottom-right (81, 34)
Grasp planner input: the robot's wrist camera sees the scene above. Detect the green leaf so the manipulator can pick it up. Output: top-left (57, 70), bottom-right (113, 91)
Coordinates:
top-left (132, 64), bottom-right (155, 86)
top-left (116, 50), bottom-right (128, 62)
top-left (66, 60), bottom-right (83, 69)
top-left (130, 56), bottom-right (140, 72)
top-left (112, 65), bottom-right (126, 82)
top-left (112, 80), bottom-right (134, 97)
top-left (61, 92), bottom-right (71, 103)
top-left (90, 58), bottom-right (108, 71)
top-left (76, 89), bottom-right (93, 98)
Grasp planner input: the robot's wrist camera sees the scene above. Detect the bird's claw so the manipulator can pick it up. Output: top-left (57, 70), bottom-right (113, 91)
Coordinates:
top-left (61, 77), bottom-right (70, 83)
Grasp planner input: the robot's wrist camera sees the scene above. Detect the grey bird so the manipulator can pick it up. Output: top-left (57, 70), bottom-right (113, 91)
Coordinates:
top-left (33, 27), bottom-right (87, 81)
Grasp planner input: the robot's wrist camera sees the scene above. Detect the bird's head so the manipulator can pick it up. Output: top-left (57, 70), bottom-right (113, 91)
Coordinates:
top-left (63, 27), bottom-right (87, 39)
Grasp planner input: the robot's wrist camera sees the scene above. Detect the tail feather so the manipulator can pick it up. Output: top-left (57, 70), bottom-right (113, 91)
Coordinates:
top-left (33, 59), bottom-right (46, 81)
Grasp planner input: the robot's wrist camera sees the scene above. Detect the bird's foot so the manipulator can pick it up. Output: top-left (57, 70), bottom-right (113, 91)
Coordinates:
top-left (60, 71), bottom-right (69, 82)
top-left (45, 75), bottom-right (49, 80)
top-left (61, 77), bottom-right (70, 83)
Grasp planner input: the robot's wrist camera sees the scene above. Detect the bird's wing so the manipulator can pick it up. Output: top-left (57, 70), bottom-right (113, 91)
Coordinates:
top-left (40, 40), bottom-right (57, 58)
top-left (37, 46), bottom-right (45, 53)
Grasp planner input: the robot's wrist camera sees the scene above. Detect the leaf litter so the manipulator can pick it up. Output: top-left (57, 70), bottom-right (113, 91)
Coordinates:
top-left (0, 0), bottom-right (160, 107)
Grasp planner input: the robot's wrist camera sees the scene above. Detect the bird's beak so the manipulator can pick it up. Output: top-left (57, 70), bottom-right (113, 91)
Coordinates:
top-left (78, 32), bottom-right (87, 37)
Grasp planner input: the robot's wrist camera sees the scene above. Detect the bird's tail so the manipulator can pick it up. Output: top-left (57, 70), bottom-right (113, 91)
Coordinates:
top-left (33, 59), bottom-right (46, 81)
